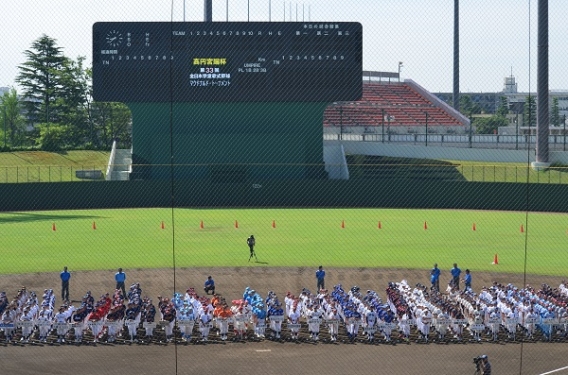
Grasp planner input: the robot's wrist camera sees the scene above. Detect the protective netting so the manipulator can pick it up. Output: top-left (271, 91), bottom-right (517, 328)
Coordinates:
top-left (1, 1), bottom-right (568, 375)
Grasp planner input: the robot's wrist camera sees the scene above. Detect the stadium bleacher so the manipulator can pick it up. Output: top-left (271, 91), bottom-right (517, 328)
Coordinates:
top-left (324, 82), bottom-right (462, 130)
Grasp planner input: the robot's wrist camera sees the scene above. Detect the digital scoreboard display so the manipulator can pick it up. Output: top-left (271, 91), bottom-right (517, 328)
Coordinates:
top-left (93, 22), bottom-right (362, 102)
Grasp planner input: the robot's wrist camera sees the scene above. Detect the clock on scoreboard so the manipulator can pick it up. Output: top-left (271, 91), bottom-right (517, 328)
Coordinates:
top-left (92, 22), bottom-right (362, 103)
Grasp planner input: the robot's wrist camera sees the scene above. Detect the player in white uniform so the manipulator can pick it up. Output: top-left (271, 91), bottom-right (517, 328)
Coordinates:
top-left (37, 305), bottom-right (53, 343)
top-left (364, 306), bottom-right (377, 342)
top-left (232, 306), bottom-right (247, 340)
top-left (418, 308), bottom-right (432, 343)
top-left (19, 307), bottom-right (35, 343)
top-left (398, 310), bottom-right (412, 343)
top-left (488, 308), bottom-right (500, 342)
top-left (178, 303), bottom-right (195, 342)
top-left (524, 308), bottom-right (538, 340)
top-left (471, 310), bottom-right (484, 342)
top-left (53, 306), bottom-right (69, 343)
top-left (306, 305), bottom-right (322, 341)
top-left (288, 307), bottom-right (301, 340)
top-left (199, 309), bottom-right (211, 341)
top-left (1, 305), bottom-right (17, 343)
top-left (326, 308), bottom-right (340, 342)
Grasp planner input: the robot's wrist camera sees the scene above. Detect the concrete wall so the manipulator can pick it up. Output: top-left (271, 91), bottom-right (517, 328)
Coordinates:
top-left (332, 140), bottom-right (568, 164)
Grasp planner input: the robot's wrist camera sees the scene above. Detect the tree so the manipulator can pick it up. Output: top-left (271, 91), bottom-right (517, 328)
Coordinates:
top-left (496, 96), bottom-right (509, 117)
top-left (37, 123), bottom-right (68, 151)
top-left (16, 35), bottom-right (68, 125)
top-left (0, 87), bottom-right (25, 149)
top-left (90, 102), bottom-right (132, 149)
top-left (57, 56), bottom-right (90, 145)
top-left (474, 115), bottom-right (508, 134)
top-left (523, 95), bottom-right (537, 128)
top-left (551, 97), bottom-right (560, 127)
top-left (459, 95), bottom-right (482, 116)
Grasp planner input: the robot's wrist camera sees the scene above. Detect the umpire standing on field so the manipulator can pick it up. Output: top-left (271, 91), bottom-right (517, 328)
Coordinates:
top-left (316, 265), bottom-right (326, 291)
top-left (115, 268), bottom-right (127, 299)
top-left (60, 266), bottom-right (71, 302)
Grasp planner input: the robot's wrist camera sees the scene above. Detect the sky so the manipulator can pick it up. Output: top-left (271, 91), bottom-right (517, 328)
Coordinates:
top-left (1, 0), bottom-right (567, 94)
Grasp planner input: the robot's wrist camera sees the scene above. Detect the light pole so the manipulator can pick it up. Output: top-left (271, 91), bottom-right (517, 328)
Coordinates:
top-left (3, 104), bottom-right (6, 149)
top-left (339, 105), bottom-right (343, 141)
top-left (515, 111), bottom-right (519, 150)
top-left (469, 113), bottom-right (473, 148)
top-left (424, 111), bottom-right (429, 147)
top-left (381, 109), bottom-right (385, 143)
top-left (387, 115), bottom-right (391, 142)
top-left (560, 115), bottom-right (566, 151)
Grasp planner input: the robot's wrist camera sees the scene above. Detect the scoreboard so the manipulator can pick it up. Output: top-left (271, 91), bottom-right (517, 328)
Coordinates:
top-left (92, 22), bottom-right (362, 103)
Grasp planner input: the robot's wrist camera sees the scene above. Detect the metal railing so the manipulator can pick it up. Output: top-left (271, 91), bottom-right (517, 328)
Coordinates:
top-left (324, 132), bottom-right (568, 151)
top-left (0, 165), bottom-right (107, 183)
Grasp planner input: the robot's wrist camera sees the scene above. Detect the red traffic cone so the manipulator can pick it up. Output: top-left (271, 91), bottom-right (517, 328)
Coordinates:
top-left (200, 220), bottom-right (204, 229)
top-left (378, 221), bottom-right (382, 229)
top-left (520, 224), bottom-right (524, 233)
top-left (341, 220), bottom-right (345, 229)
top-left (52, 223), bottom-right (56, 231)
top-left (272, 220), bottom-right (276, 228)
top-left (492, 253), bottom-right (499, 265)
top-left (472, 223), bottom-right (476, 231)
top-left (235, 220), bottom-right (239, 229)
top-left (161, 221), bottom-right (165, 229)
top-left (92, 221), bottom-right (97, 230)
top-left (424, 221), bottom-right (428, 230)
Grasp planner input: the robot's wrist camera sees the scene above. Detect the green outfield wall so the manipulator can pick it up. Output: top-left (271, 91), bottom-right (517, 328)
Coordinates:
top-left (0, 179), bottom-right (565, 212)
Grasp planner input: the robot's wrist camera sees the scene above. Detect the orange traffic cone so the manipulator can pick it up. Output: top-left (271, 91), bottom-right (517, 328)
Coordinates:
top-left (424, 221), bottom-right (428, 230)
top-left (472, 223), bottom-right (476, 231)
top-left (378, 221), bottom-right (382, 229)
top-left (52, 223), bottom-right (56, 231)
top-left (161, 221), bottom-right (165, 229)
top-left (341, 220), bottom-right (345, 229)
top-left (272, 220), bottom-right (276, 228)
top-left (92, 221), bottom-right (97, 230)
top-left (492, 253), bottom-right (499, 265)
top-left (235, 220), bottom-right (239, 229)
top-left (200, 220), bottom-right (204, 229)
top-left (520, 224), bottom-right (524, 233)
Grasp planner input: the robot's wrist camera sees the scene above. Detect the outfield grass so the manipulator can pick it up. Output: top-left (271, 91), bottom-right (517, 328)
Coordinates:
top-left (1, 208), bottom-right (567, 276)
top-left (0, 151), bottom-right (110, 183)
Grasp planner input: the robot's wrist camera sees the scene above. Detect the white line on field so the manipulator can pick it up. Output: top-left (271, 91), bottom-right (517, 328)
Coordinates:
top-left (255, 349), bottom-right (271, 352)
top-left (539, 365), bottom-right (568, 375)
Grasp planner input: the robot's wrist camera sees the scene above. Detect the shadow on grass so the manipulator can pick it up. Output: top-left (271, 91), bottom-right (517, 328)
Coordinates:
top-left (0, 211), bottom-right (105, 224)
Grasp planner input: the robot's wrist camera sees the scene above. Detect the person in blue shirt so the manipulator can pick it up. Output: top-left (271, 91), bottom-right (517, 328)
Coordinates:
top-left (464, 269), bottom-right (472, 290)
top-left (450, 263), bottom-right (461, 290)
top-left (115, 268), bottom-right (127, 298)
top-left (430, 263), bottom-right (441, 291)
top-left (316, 265), bottom-right (326, 291)
top-left (204, 276), bottom-right (215, 295)
top-left (60, 266), bottom-right (71, 302)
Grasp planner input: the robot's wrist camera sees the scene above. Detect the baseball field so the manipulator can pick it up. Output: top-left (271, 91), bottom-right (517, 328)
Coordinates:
top-left (2, 207), bottom-right (568, 375)
top-left (1, 207), bottom-right (566, 275)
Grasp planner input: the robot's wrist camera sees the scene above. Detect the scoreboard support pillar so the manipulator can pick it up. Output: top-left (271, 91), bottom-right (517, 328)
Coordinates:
top-left (128, 101), bottom-right (330, 182)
